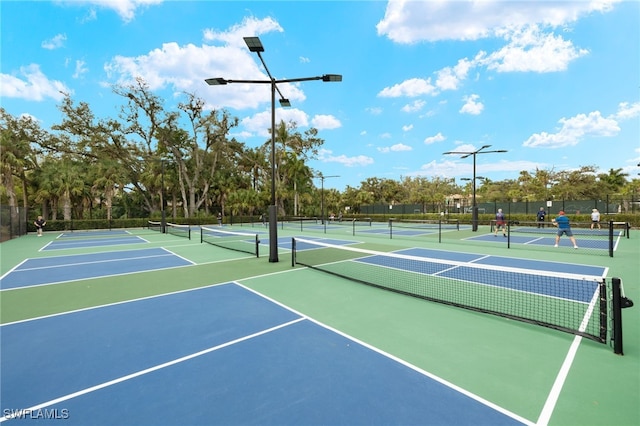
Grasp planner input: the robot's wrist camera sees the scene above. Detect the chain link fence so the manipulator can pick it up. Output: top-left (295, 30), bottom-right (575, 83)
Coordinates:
top-left (0, 204), bottom-right (28, 242)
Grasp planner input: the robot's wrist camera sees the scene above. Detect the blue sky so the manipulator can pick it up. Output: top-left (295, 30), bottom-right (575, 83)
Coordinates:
top-left (1, 0), bottom-right (639, 191)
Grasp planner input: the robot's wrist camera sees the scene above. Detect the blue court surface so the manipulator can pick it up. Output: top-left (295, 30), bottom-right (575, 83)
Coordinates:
top-left (350, 247), bottom-right (606, 304)
top-left (1, 283), bottom-right (526, 425)
top-left (43, 231), bottom-right (147, 250)
top-left (395, 247), bottom-right (607, 277)
top-left (0, 248), bottom-right (193, 290)
top-left (466, 233), bottom-right (613, 250)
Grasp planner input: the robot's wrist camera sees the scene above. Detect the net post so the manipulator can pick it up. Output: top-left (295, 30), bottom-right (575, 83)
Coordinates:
top-left (389, 219), bottom-right (393, 239)
top-left (608, 220), bottom-right (614, 257)
top-left (598, 279), bottom-right (607, 344)
top-left (255, 234), bottom-right (260, 258)
top-left (291, 238), bottom-right (296, 267)
top-left (188, 227), bottom-right (191, 240)
top-left (612, 277), bottom-right (623, 355)
top-left (352, 219), bottom-right (355, 236)
top-left (438, 218), bottom-right (442, 243)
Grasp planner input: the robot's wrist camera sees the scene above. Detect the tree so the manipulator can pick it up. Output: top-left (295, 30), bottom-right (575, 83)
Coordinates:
top-left (599, 168), bottom-right (628, 193)
top-left (0, 109), bottom-right (44, 221)
top-left (269, 120), bottom-right (325, 215)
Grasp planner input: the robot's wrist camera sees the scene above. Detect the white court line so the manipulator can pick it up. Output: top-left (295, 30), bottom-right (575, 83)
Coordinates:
top-left (0, 318), bottom-right (305, 423)
top-left (524, 237), bottom-right (546, 245)
top-left (0, 259), bottom-right (29, 281)
top-left (1, 266), bottom-right (301, 326)
top-left (237, 281), bottom-right (534, 426)
top-left (10, 253), bottom-right (178, 272)
top-left (535, 285), bottom-right (602, 425)
top-left (0, 262), bottom-right (196, 293)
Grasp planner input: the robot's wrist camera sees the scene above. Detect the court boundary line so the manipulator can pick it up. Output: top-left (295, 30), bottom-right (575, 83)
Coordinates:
top-left (0, 259), bottom-right (29, 282)
top-left (398, 246), bottom-right (609, 278)
top-left (0, 317), bottom-right (306, 423)
top-left (535, 283), bottom-right (601, 425)
top-left (55, 230), bottom-right (133, 239)
top-left (2, 248), bottom-right (197, 293)
top-left (9, 253), bottom-right (179, 273)
top-left (235, 281), bottom-right (535, 426)
top-left (41, 236), bottom-right (148, 250)
top-left (0, 265), bottom-right (303, 326)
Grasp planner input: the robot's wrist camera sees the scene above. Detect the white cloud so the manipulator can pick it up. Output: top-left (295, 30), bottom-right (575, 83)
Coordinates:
top-left (378, 78), bottom-right (437, 98)
top-left (436, 58), bottom-right (473, 90)
top-left (103, 17), bottom-right (312, 111)
top-left (478, 25), bottom-right (589, 73)
top-left (413, 159), bottom-right (537, 179)
top-left (0, 64), bottom-right (71, 101)
top-left (424, 132), bottom-right (446, 145)
top-left (64, 0), bottom-right (163, 23)
top-left (311, 114), bottom-right (341, 130)
top-left (41, 34), bottom-right (66, 50)
top-left (613, 101), bottom-right (640, 121)
top-left (376, 0), bottom-right (618, 43)
top-left (523, 111), bottom-right (621, 148)
top-left (459, 94), bottom-right (484, 115)
top-left (401, 100), bottom-right (426, 113)
top-left (203, 16), bottom-right (283, 47)
top-left (402, 124), bottom-right (413, 132)
top-left (378, 143), bottom-right (412, 153)
top-left (73, 60), bottom-right (89, 79)
top-left (366, 107), bottom-right (383, 115)
top-left (241, 108), bottom-right (309, 137)
top-left (318, 149), bottom-right (374, 167)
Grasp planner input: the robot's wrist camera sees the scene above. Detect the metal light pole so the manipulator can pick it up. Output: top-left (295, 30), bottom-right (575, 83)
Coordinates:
top-left (444, 145), bottom-right (507, 231)
top-left (161, 159), bottom-right (166, 234)
top-left (206, 37), bottom-right (342, 262)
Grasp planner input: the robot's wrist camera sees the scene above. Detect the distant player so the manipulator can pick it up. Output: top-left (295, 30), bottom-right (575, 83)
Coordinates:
top-left (536, 207), bottom-right (547, 228)
top-left (590, 209), bottom-right (601, 230)
top-left (34, 215), bottom-right (46, 237)
top-left (494, 209), bottom-right (506, 237)
top-left (552, 211), bottom-right (578, 249)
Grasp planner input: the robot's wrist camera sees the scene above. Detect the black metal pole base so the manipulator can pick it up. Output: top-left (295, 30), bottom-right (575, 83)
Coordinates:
top-left (472, 206), bottom-right (478, 232)
top-left (268, 204), bottom-right (279, 262)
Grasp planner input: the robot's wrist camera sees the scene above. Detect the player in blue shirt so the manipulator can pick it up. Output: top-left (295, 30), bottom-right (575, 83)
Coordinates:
top-left (552, 211), bottom-right (578, 249)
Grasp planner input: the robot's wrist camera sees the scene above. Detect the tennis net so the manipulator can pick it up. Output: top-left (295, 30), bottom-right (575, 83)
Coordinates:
top-left (391, 218), bottom-right (459, 231)
top-left (165, 222), bottom-right (191, 240)
top-left (292, 237), bottom-right (608, 343)
top-left (503, 220), bottom-right (618, 257)
top-left (148, 220), bottom-right (163, 232)
top-left (201, 226), bottom-right (260, 257)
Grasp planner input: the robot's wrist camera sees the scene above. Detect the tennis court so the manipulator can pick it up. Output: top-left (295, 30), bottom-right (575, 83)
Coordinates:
top-left (1, 224), bottom-right (638, 425)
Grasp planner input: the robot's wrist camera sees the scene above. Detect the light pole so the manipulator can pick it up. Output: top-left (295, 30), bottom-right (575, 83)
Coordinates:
top-left (317, 174), bottom-right (340, 225)
top-left (444, 145), bottom-right (507, 231)
top-left (206, 37), bottom-right (342, 262)
top-left (460, 176), bottom-right (485, 218)
top-left (160, 159), bottom-right (166, 234)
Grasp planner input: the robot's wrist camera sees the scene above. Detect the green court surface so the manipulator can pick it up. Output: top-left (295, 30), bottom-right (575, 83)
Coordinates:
top-left (1, 224), bottom-right (638, 425)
